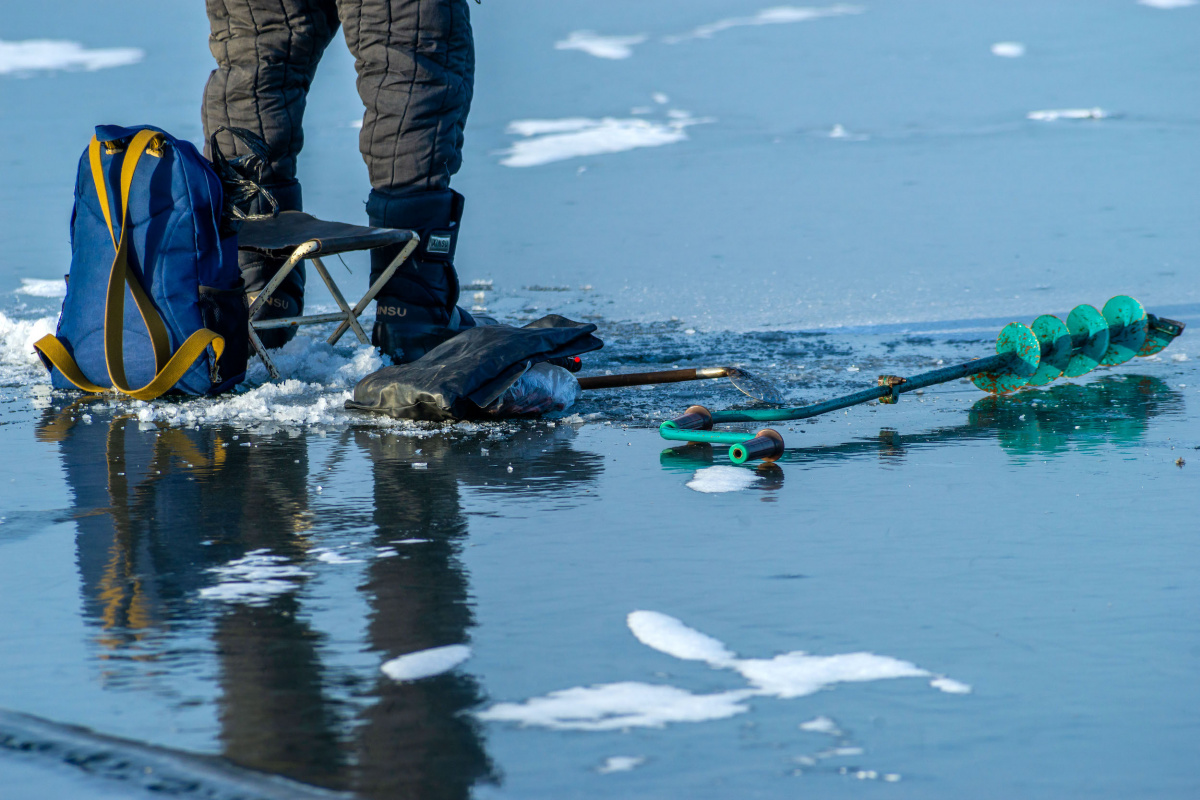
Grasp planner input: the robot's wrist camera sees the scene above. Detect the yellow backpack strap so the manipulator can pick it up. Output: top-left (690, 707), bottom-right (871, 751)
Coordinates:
top-left (33, 334), bottom-right (108, 393)
top-left (100, 130), bottom-right (224, 402)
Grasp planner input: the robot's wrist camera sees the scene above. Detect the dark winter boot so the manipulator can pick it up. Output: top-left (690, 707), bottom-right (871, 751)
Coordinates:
top-left (366, 188), bottom-right (480, 364)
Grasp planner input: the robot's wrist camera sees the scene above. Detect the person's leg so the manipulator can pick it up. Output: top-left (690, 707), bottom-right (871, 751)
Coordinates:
top-left (203, 0), bottom-right (340, 348)
top-left (339, 0), bottom-right (478, 363)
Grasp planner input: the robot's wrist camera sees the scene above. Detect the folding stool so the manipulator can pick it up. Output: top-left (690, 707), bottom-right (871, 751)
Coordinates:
top-left (235, 210), bottom-right (418, 379)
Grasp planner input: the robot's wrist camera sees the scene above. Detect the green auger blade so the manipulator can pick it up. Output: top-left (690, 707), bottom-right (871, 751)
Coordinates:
top-left (1064, 304), bottom-right (1108, 378)
top-left (1139, 315), bottom-right (1187, 357)
top-left (1027, 314), bottom-right (1072, 387)
top-left (970, 322), bottom-right (1040, 394)
top-left (1100, 295), bottom-right (1148, 366)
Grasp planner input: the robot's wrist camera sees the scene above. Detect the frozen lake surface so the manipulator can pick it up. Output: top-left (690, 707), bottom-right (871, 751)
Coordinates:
top-left (1, 1), bottom-right (1198, 798)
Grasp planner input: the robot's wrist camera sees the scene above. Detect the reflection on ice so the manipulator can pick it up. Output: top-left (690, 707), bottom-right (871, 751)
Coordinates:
top-left (478, 611), bottom-right (968, 731)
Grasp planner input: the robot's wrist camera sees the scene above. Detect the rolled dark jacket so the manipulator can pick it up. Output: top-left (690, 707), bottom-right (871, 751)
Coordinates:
top-left (346, 316), bottom-right (604, 421)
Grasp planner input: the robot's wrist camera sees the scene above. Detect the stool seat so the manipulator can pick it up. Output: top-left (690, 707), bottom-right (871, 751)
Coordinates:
top-left (236, 211), bottom-right (420, 380)
top-left (238, 210), bottom-right (413, 257)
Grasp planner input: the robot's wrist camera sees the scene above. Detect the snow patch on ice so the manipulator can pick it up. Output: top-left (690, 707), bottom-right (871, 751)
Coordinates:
top-left (628, 610), bottom-right (738, 666)
top-left (381, 644), bottom-right (472, 682)
top-left (15, 278), bottom-right (66, 298)
top-left (597, 756), bottom-right (646, 773)
top-left (735, 651), bottom-right (930, 698)
top-left (1027, 107), bottom-right (1108, 121)
top-left (930, 677), bottom-right (973, 694)
top-left (828, 123), bottom-right (868, 140)
top-left (477, 682), bottom-right (753, 731)
top-left (1170, 353), bottom-right (1188, 362)
top-left (0, 312), bottom-right (56, 367)
top-left (200, 550), bottom-right (311, 605)
top-left (664, 5), bottom-right (864, 44)
top-left (686, 465), bottom-right (759, 493)
top-left (129, 335), bottom-right (397, 429)
top-left (991, 41), bottom-right (1026, 57)
top-left (800, 715), bottom-right (841, 734)
top-left (0, 311), bottom-right (57, 384)
top-left (1138, 0), bottom-right (1195, 8)
top-left (499, 113), bottom-right (713, 167)
top-left (555, 31), bottom-right (647, 60)
top-left (0, 39), bottom-right (143, 76)
top-left (479, 611), bottom-right (967, 731)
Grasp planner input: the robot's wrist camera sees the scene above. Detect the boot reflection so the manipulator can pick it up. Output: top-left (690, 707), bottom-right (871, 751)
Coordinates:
top-left (349, 425), bottom-right (603, 798)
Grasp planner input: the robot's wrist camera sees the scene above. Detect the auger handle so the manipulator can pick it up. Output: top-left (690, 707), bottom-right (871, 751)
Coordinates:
top-left (729, 430), bottom-right (785, 464)
top-left (665, 405), bottom-right (714, 431)
top-left (577, 368), bottom-right (731, 390)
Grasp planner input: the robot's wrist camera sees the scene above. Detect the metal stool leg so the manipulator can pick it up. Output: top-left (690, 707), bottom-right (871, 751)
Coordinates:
top-left (328, 233), bottom-right (420, 345)
top-left (310, 256), bottom-right (370, 345)
top-left (247, 322), bottom-right (280, 380)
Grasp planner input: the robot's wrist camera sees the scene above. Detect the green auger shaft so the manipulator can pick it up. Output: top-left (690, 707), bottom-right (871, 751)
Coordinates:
top-left (661, 353), bottom-right (1009, 431)
top-left (659, 296), bottom-right (1185, 462)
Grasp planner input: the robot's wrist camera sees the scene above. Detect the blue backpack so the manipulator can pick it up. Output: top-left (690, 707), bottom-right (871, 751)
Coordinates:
top-left (35, 125), bottom-right (248, 400)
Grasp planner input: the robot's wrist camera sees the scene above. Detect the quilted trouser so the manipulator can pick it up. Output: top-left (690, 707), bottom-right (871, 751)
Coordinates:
top-left (202, 0), bottom-right (474, 349)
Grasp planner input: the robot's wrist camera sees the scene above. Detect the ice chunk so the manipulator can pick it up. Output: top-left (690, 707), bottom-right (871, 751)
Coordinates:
top-left (477, 682), bottom-right (753, 731)
top-left (555, 31), bottom-right (647, 60)
top-left (686, 465), bottom-right (759, 493)
top-left (628, 610), bottom-right (738, 666)
top-left (1138, 0), bottom-right (1196, 7)
top-left (0, 39), bottom-right (143, 76)
top-left (381, 644), bottom-right (472, 682)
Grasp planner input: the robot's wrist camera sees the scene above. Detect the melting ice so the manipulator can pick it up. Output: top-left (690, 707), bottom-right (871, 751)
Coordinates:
top-left (477, 611), bottom-right (970, 730)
